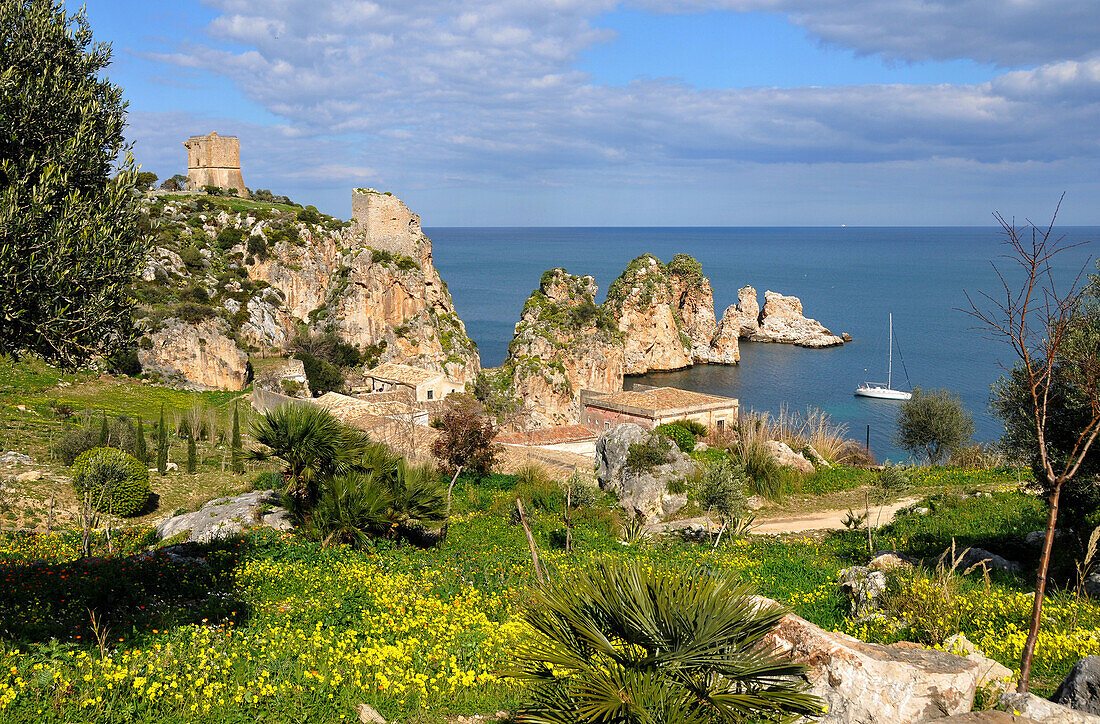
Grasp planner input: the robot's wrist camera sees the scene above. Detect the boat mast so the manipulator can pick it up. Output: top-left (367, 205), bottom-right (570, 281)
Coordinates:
top-left (888, 313), bottom-right (893, 390)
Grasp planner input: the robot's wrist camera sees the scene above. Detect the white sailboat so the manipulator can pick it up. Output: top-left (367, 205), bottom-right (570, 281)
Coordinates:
top-left (855, 313), bottom-right (912, 401)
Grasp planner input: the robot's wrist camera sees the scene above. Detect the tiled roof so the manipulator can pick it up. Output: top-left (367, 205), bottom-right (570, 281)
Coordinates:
top-left (365, 362), bottom-right (444, 387)
top-left (585, 387), bottom-right (737, 414)
top-left (496, 424), bottom-right (597, 446)
top-left (314, 391), bottom-right (415, 427)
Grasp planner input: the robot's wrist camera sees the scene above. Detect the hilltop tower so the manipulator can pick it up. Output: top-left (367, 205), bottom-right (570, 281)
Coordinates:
top-left (183, 132), bottom-right (246, 196)
top-left (351, 188), bottom-right (423, 257)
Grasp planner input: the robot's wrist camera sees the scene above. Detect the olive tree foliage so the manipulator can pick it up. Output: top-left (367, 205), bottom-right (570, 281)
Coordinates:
top-left (966, 198), bottom-right (1100, 693)
top-left (0, 0), bottom-right (147, 367)
top-left (893, 387), bottom-right (975, 465)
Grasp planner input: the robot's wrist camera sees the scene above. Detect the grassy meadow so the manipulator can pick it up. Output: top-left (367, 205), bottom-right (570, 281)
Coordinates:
top-left (0, 357), bottom-right (1096, 722)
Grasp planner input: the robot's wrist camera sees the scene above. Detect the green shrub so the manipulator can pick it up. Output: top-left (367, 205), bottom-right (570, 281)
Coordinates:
top-left (175, 302), bottom-right (216, 323)
top-left (106, 346), bottom-right (142, 376)
top-left (178, 245), bottom-right (205, 270)
top-left (655, 422), bottom-right (696, 453)
top-left (296, 205), bottom-right (322, 225)
top-left (246, 235), bottom-right (268, 261)
top-left (625, 435), bottom-right (674, 474)
top-left (216, 227), bottom-right (247, 250)
top-left (673, 418), bottom-right (708, 437)
top-left (71, 447), bottom-right (152, 516)
top-left (295, 351), bottom-right (344, 395)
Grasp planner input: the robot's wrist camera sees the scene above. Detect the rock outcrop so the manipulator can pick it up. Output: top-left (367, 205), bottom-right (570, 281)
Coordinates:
top-left (156, 489), bottom-right (292, 543)
top-left (139, 317), bottom-right (250, 390)
top-left (605, 255), bottom-right (693, 375)
top-left (760, 601), bottom-right (980, 723)
top-left (765, 440), bottom-right (815, 474)
top-left (1000, 693), bottom-right (1100, 723)
top-left (944, 634), bottom-right (1015, 695)
top-left (1052, 657), bottom-right (1100, 715)
top-left (595, 423), bottom-right (694, 522)
top-left (503, 269), bottom-right (624, 427)
top-left (134, 190), bottom-right (480, 390)
top-left (751, 290), bottom-right (845, 347)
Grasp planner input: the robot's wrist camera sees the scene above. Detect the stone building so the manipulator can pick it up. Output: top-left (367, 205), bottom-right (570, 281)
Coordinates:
top-left (360, 362), bottom-right (463, 403)
top-left (580, 386), bottom-right (738, 434)
top-left (183, 132), bottom-right (246, 196)
top-left (351, 188), bottom-right (422, 257)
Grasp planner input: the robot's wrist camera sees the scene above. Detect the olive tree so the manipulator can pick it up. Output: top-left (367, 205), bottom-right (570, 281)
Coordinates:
top-left (893, 387), bottom-right (974, 465)
top-left (0, 0), bottom-right (146, 367)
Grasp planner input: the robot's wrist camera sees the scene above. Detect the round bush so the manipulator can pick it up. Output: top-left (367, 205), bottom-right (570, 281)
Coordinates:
top-left (656, 422), bottom-right (696, 453)
top-left (71, 447), bottom-right (151, 517)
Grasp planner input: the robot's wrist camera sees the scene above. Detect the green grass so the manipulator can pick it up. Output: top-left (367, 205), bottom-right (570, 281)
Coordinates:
top-left (158, 192), bottom-right (303, 215)
top-left (0, 478), bottom-right (1094, 720)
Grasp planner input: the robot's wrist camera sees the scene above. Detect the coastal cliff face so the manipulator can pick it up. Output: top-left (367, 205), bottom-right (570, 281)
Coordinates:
top-left (668, 254), bottom-right (723, 364)
top-left (502, 269), bottom-right (623, 427)
top-left (605, 255), bottom-right (693, 375)
top-left (133, 191), bottom-right (479, 390)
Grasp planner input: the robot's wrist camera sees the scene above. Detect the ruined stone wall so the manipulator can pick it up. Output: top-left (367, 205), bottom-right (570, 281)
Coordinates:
top-left (184, 132), bottom-right (246, 196)
top-left (351, 189), bottom-right (423, 257)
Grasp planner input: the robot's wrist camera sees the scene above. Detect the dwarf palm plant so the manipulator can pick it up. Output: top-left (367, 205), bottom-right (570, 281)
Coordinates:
top-left (248, 404), bottom-right (373, 511)
top-left (514, 559), bottom-right (824, 724)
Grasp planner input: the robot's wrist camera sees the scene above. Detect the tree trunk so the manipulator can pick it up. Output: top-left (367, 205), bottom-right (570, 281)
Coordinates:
top-left (516, 498), bottom-right (545, 586)
top-left (440, 467), bottom-right (463, 543)
top-left (1018, 479), bottom-right (1062, 692)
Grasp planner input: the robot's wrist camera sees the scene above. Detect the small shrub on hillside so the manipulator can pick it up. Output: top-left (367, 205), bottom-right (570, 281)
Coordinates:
top-left (71, 447), bottom-right (152, 516)
top-left (54, 416), bottom-right (139, 464)
top-left (625, 435), bottom-right (674, 474)
top-left (949, 443), bottom-right (1007, 470)
top-left (175, 302), bottom-right (217, 323)
top-left (246, 234), bottom-right (268, 261)
top-left (178, 245), bottom-right (205, 270)
top-left (655, 422), bottom-right (696, 453)
top-left (564, 471), bottom-right (600, 508)
top-left (695, 458), bottom-right (749, 524)
top-left (514, 465), bottom-right (564, 514)
top-left (296, 205), bottom-right (322, 225)
top-left (216, 227), bottom-right (247, 250)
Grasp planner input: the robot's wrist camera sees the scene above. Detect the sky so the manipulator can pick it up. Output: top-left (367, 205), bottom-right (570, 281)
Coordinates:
top-left (77, 0), bottom-right (1100, 226)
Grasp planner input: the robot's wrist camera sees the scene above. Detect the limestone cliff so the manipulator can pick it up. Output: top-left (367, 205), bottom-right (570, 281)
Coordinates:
top-left (132, 190), bottom-right (479, 390)
top-left (667, 254), bottom-right (723, 364)
top-left (605, 255), bottom-right (693, 375)
top-left (501, 269), bottom-right (623, 427)
top-left (138, 318), bottom-right (249, 390)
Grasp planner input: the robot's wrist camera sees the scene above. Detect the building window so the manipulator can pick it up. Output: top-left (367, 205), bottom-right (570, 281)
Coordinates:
top-left (427, 390), bottom-right (434, 400)
top-left (716, 419), bottom-right (725, 429)
top-left (604, 422), bottom-right (610, 430)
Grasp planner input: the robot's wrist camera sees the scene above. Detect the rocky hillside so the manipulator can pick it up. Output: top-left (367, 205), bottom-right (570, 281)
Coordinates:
top-left (488, 254), bottom-right (846, 426)
top-left (131, 191), bottom-right (479, 390)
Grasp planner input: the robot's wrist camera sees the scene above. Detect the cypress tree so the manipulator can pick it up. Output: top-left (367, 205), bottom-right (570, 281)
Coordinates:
top-left (156, 404), bottom-right (168, 475)
top-left (186, 430), bottom-right (197, 474)
top-left (135, 419), bottom-right (147, 463)
top-left (230, 402), bottom-right (243, 474)
top-left (98, 413), bottom-right (109, 447)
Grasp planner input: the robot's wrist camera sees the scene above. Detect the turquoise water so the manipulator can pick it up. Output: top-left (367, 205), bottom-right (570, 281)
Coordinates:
top-left (428, 227), bottom-right (1098, 460)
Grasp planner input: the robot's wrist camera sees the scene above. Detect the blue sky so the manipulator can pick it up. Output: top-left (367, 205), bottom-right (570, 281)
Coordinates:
top-left (78, 0), bottom-right (1100, 226)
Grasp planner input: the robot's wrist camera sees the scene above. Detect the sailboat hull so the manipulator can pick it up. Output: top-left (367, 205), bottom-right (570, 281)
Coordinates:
top-left (854, 386), bottom-right (912, 401)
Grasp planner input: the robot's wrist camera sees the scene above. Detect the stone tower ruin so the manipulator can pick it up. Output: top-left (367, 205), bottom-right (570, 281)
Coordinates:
top-left (183, 132), bottom-right (246, 197)
top-left (351, 188), bottom-right (424, 258)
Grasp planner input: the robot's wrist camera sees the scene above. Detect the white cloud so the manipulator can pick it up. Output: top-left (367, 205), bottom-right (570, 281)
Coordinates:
top-left (124, 0), bottom-right (1100, 222)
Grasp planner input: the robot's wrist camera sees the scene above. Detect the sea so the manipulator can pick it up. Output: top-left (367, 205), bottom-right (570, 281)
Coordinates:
top-left (428, 227), bottom-right (1100, 461)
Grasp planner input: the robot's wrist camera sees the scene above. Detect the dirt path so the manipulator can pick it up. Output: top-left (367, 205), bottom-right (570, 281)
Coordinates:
top-left (751, 496), bottom-right (923, 535)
